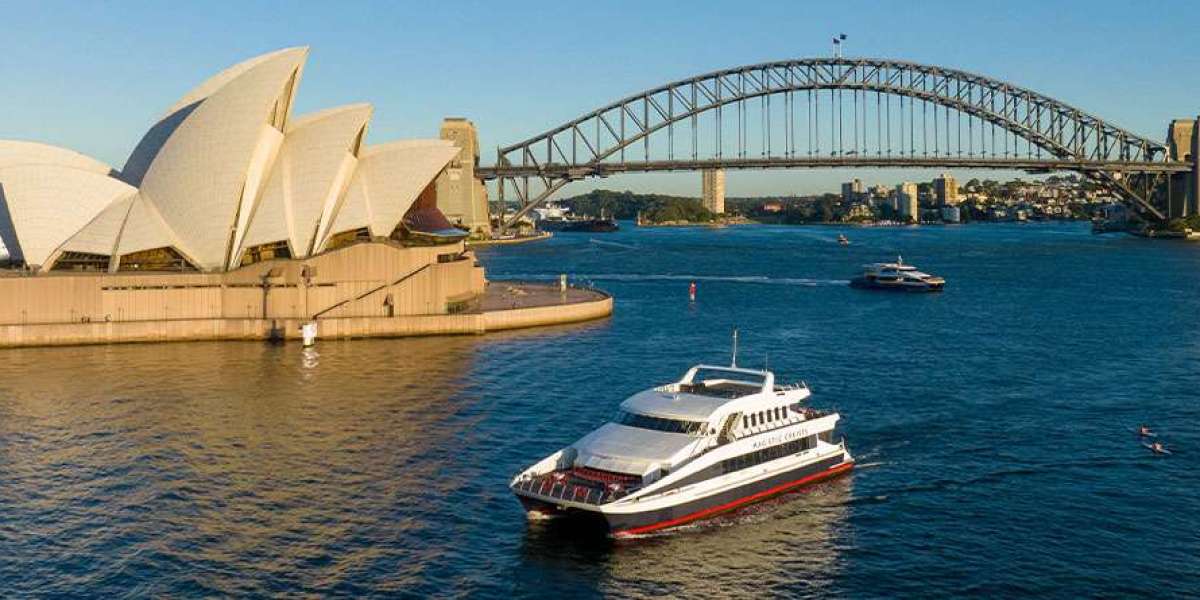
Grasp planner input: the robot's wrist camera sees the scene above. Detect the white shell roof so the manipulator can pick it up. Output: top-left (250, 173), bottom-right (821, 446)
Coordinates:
top-left (115, 193), bottom-right (190, 259)
top-left (241, 104), bottom-right (372, 257)
top-left (0, 141), bottom-right (114, 175)
top-left (321, 140), bottom-right (458, 248)
top-left (134, 47), bottom-right (308, 269)
top-left (121, 47), bottom-right (308, 186)
top-left (0, 47), bottom-right (469, 273)
top-left (54, 191), bottom-right (193, 269)
top-left (0, 165), bottom-right (135, 267)
top-left (55, 194), bottom-right (135, 257)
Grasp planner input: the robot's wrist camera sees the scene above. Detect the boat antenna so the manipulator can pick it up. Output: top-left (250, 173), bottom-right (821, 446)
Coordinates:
top-left (731, 328), bottom-right (739, 368)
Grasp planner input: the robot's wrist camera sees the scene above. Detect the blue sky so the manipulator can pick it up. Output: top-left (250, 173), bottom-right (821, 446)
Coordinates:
top-left (2, 0), bottom-right (1197, 197)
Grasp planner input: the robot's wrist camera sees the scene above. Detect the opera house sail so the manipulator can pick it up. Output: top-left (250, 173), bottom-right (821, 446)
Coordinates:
top-left (0, 47), bottom-right (609, 347)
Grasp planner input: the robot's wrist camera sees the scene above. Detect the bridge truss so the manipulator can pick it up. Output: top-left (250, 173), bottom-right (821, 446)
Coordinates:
top-left (478, 58), bottom-right (1191, 229)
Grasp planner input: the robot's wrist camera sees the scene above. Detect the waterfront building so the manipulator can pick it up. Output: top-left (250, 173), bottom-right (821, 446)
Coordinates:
top-left (0, 47), bottom-right (610, 347)
top-left (941, 205), bottom-right (962, 223)
top-left (844, 202), bottom-right (874, 221)
top-left (896, 182), bottom-right (919, 222)
top-left (702, 168), bottom-right (726, 214)
top-left (841, 178), bottom-right (864, 203)
top-left (436, 118), bottom-right (492, 236)
top-left (934, 173), bottom-right (960, 206)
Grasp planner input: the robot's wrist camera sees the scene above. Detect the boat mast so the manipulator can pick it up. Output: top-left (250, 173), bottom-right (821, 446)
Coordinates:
top-left (731, 329), bottom-right (739, 368)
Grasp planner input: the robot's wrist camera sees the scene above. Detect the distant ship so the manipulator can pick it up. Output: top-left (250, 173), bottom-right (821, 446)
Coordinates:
top-left (533, 204), bottom-right (619, 233)
top-left (837, 234), bottom-right (850, 245)
top-left (850, 257), bottom-right (945, 292)
top-left (511, 339), bottom-right (853, 537)
top-left (559, 215), bottom-right (619, 233)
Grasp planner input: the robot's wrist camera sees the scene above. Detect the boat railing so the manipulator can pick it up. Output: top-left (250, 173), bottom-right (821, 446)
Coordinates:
top-left (774, 381), bottom-right (808, 393)
top-left (512, 473), bottom-right (634, 506)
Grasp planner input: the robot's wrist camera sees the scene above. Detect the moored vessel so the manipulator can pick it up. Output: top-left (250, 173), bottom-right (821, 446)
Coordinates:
top-left (534, 205), bottom-right (620, 233)
top-left (510, 348), bottom-right (853, 537)
top-left (559, 217), bottom-right (619, 233)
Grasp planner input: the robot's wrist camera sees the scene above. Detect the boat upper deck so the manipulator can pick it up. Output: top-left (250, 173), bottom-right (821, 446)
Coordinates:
top-left (621, 365), bottom-right (806, 421)
top-left (864, 262), bottom-right (918, 272)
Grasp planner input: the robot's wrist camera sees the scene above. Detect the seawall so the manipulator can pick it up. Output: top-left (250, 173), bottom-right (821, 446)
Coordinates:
top-left (0, 284), bottom-right (612, 348)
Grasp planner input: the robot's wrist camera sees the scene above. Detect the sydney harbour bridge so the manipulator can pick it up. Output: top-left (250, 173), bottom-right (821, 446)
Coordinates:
top-left (474, 57), bottom-right (1198, 231)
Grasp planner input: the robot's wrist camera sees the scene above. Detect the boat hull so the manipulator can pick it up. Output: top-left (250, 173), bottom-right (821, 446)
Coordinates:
top-left (514, 453), bottom-right (853, 537)
top-left (538, 219), bottom-right (619, 233)
top-left (561, 219), bottom-right (619, 233)
top-left (850, 277), bottom-right (944, 292)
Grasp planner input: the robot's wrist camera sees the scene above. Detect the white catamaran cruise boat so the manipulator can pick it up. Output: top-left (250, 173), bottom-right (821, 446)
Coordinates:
top-left (510, 353), bottom-right (853, 537)
top-left (849, 256), bottom-right (945, 292)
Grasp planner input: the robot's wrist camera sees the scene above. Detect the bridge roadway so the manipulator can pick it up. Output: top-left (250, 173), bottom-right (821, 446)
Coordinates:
top-left (476, 157), bottom-right (1190, 181)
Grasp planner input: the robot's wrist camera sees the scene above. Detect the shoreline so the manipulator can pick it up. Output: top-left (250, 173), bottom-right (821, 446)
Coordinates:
top-left (0, 282), bottom-right (612, 349)
top-left (634, 218), bottom-right (1090, 228)
top-left (467, 231), bottom-right (553, 247)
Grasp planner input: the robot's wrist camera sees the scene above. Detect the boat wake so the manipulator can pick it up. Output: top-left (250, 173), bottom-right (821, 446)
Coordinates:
top-left (588, 238), bottom-right (640, 250)
top-left (497, 273), bottom-right (850, 287)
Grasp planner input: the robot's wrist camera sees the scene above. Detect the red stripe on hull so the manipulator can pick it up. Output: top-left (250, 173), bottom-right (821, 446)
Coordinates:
top-left (613, 460), bottom-right (854, 538)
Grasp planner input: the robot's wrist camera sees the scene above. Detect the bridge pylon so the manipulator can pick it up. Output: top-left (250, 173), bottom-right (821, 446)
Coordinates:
top-left (1164, 117), bottom-right (1200, 219)
top-left (1192, 116), bottom-right (1200, 217)
top-left (701, 168), bottom-right (726, 214)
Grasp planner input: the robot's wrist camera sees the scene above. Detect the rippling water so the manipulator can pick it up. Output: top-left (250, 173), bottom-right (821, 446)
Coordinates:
top-left (2, 223), bottom-right (1198, 598)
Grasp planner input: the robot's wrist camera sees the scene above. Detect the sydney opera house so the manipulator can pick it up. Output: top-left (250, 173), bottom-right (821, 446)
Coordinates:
top-left (0, 47), bottom-right (609, 346)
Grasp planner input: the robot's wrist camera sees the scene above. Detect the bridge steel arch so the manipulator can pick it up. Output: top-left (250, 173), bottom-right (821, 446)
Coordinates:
top-left (481, 57), bottom-right (1189, 229)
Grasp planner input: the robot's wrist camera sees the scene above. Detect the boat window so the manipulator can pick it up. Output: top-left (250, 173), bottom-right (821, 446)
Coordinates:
top-left (719, 435), bottom-right (821, 475)
top-left (614, 411), bottom-right (706, 435)
top-left (742, 416), bottom-right (748, 429)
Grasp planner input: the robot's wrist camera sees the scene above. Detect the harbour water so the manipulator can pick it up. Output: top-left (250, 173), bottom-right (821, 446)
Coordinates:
top-left (1, 222), bottom-right (1198, 597)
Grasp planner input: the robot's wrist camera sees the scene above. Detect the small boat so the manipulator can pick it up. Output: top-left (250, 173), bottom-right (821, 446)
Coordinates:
top-left (850, 256), bottom-right (945, 292)
top-left (1145, 442), bottom-right (1171, 455)
top-left (837, 234), bottom-right (850, 246)
top-left (510, 337), bottom-right (853, 538)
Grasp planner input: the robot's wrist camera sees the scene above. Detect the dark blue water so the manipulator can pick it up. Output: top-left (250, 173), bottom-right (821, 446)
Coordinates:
top-left (1, 222), bottom-right (1197, 597)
